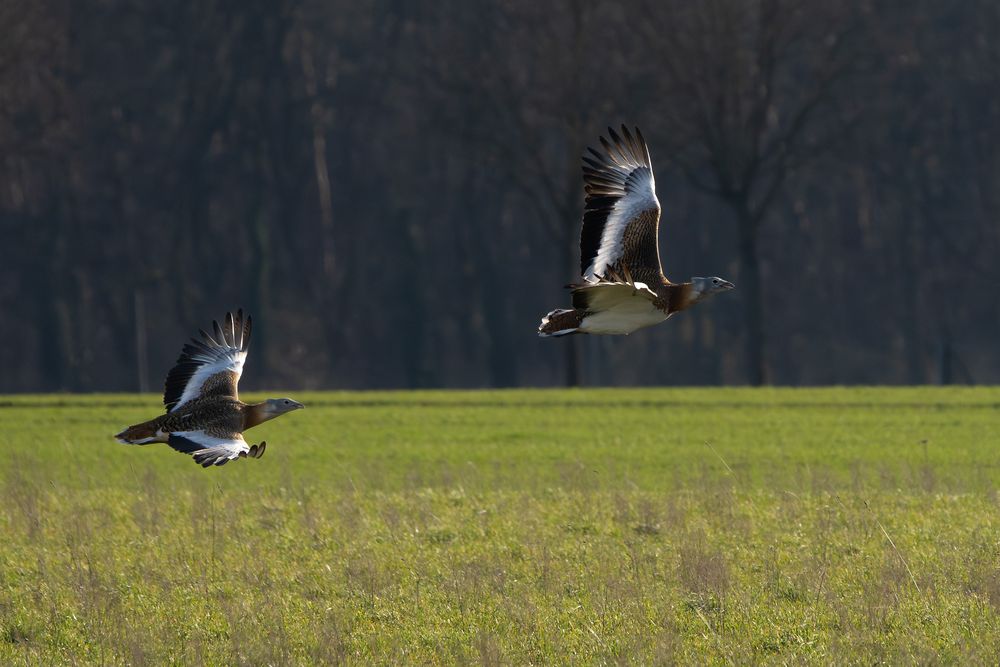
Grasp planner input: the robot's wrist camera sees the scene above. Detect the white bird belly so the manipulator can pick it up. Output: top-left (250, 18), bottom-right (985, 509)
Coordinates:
top-left (579, 298), bottom-right (667, 335)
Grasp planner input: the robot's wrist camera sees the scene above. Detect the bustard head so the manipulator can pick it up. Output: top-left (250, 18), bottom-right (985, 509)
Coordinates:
top-left (690, 276), bottom-right (735, 303)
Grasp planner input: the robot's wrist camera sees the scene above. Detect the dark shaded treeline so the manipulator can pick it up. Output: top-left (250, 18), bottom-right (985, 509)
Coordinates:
top-left (2, 0), bottom-right (999, 392)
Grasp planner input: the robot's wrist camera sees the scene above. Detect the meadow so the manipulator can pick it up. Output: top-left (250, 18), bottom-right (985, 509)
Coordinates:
top-left (1, 387), bottom-right (999, 664)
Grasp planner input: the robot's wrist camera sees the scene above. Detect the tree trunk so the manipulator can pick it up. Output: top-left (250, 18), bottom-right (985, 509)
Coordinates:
top-left (563, 225), bottom-right (581, 387)
top-left (938, 331), bottom-right (952, 385)
top-left (561, 134), bottom-right (584, 388)
top-left (736, 204), bottom-right (767, 385)
top-left (133, 290), bottom-right (150, 393)
top-left (248, 206), bottom-right (271, 378)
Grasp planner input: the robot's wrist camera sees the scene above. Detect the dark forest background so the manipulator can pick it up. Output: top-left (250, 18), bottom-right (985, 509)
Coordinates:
top-left (2, 0), bottom-right (999, 392)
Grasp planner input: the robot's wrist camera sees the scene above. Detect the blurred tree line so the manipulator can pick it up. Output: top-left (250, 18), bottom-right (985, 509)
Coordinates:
top-left (2, 0), bottom-right (999, 392)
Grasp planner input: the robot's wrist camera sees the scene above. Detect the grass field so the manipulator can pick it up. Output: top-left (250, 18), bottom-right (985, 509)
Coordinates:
top-left (1, 387), bottom-right (1000, 664)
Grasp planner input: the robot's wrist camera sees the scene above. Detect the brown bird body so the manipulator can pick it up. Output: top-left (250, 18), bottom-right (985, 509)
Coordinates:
top-left (115, 310), bottom-right (303, 467)
top-left (117, 397), bottom-right (280, 442)
top-left (538, 126), bottom-right (733, 337)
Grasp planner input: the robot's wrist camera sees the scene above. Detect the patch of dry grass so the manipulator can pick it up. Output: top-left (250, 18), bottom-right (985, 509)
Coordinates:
top-left (1, 387), bottom-right (999, 663)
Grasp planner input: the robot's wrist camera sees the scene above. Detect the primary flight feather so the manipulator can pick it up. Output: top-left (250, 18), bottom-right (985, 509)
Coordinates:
top-left (115, 309), bottom-right (303, 467)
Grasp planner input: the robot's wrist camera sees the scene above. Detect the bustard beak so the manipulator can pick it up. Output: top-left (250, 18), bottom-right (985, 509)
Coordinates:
top-left (290, 400), bottom-right (305, 410)
top-left (721, 280), bottom-right (735, 290)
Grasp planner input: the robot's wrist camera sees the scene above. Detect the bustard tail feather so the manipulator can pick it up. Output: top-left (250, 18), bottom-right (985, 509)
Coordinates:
top-left (538, 309), bottom-right (584, 337)
top-left (115, 419), bottom-right (162, 445)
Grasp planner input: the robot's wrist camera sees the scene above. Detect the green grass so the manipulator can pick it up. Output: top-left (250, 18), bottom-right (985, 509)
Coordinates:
top-left (1, 387), bottom-right (1000, 664)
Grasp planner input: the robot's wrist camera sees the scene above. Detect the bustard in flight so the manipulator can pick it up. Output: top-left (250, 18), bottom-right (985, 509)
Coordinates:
top-left (539, 125), bottom-right (733, 337)
top-left (116, 309), bottom-right (303, 467)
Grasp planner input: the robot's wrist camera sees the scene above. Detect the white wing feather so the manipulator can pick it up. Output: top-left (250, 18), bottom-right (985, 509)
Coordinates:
top-left (584, 172), bottom-right (659, 283)
top-left (168, 430), bottom-right (262, 467)
top-left (165, 311), bottom-right (250, 413)
top-left (572, 281), bottom-right (666, 335)
top-left (572, 281), bottom-right (658, 310)
top-left (170, 349), bottom-right (246, 412)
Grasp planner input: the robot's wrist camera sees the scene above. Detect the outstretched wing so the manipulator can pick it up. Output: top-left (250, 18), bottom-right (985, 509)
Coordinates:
top-left (167, 431), bottom-right (266, 467)
top-left (580, 126), bottom-right (662, 284)
top-left (163, 310), bottom-right (251, 413)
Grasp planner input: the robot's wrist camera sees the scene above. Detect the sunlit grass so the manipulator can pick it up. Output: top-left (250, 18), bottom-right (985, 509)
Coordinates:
top-left (1, 388), bottom-right (999, 663)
